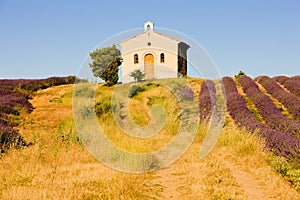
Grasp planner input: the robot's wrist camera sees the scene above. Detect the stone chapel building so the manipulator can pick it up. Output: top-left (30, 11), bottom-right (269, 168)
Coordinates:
top-left (119, 21), bottom-right (189, 83)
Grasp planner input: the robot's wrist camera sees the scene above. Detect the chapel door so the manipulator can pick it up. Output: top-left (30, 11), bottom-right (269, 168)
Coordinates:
top-left (144, 54), bottom-right (154, 79)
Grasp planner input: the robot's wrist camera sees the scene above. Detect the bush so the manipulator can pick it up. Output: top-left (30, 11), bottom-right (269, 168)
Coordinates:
top-left (0, 125), bottom-right (26, 151)
top-left (235, 70), bottom-right (246, 78)
top-left (74, 85), bottom-right (94, 98)
top-left (128, 83), bottom-right (160, 98)
top-left (286, 169), bottom-right (300, 190)
top-left (20, 82), bottom-right (44, 91)
top-left (177, 86), bottom-right (194, 101)
top-left (128, 85), bottom-right (145, 98)
top-left (269, 155), bottom-right (300, 190)
top-left (95, 99), bottom-right (111, 117)
top-left (79, 106), bottom-right (95, 119)
top-left (0, 105), bottom-right (19, 115)
top-left (55, 120), bottom-right (81, 149)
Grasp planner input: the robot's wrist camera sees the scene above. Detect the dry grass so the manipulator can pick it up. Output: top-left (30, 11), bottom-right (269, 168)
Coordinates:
top-left (0, 85), bottom-right (161, 200)
top-left (0, 81), bottom-right (299, 199)
top-left (95, 84), bottom-right (181, 153)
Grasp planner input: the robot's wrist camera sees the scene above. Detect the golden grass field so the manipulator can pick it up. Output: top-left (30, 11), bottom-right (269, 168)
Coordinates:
top-left (0, 80), bottom-right (300, 200)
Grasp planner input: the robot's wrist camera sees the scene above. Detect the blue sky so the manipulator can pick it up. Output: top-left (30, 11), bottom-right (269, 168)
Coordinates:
top-left (0, 0), bottom-right (299, 79)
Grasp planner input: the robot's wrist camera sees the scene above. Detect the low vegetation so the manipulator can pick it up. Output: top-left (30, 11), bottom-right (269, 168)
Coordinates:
top-left (0, 76), bottom-right (300, 199)
top-left (0, 76), bottom-right (77, 153)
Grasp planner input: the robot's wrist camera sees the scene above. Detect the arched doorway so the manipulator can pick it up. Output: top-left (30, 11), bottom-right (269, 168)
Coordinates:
top-left (144, 54), bottom-right (154, 79)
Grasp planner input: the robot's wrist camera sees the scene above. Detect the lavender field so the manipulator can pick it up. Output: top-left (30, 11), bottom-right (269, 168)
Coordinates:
top-left (197, 75), bottom-right (300, 166)
top-left (220, 76), bottom-right (300, 163)
top-left (0, 76), bottom-right (76, 152)
top-left (1, 75), bottom-right (300, 198)
top-left (2, 75), bottom-right (300, 163)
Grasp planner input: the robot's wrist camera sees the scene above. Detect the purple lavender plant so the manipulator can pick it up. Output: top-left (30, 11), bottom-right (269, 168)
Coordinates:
top-left (291, 76), bottom-right (300, 84)
top-left (177, 86), bottom-right (195, 101)
top-left (222, 76), bottom-right (300, 162)
top-left (274, 76), bottom-right (300, 98)
top-left (256, 76), bottom-right (300, 120)
top-left (238, 75), bottom-right (300, 138)
top-left (199, 80), bottom-right (217, 122)
top-left (0, 76), bottom-right (77, 152)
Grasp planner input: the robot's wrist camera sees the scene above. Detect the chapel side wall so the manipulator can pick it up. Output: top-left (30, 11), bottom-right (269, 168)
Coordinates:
top-left (177, 42), bottom-right (189, 77)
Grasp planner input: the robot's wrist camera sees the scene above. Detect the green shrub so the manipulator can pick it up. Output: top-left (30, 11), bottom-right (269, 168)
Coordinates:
top-left (128, 85), bottom-right (145, 98)
top-left (128, 83), bottom-right (160, 98)
top-left (235, 70), bottom-right (246, 78)
top-left (55, 119), bottom-right (81, 149)
top-left (269, 154), bottom-right (300, 190)
top-left (80, 106), bottom-right (95, 119)
top-left (95, 98), bottom-right (112, 117)
top-left (74, 85), bottom-right (94, 98)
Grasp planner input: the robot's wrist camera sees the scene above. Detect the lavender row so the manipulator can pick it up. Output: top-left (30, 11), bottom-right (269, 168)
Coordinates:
top-left (291, 76), bottom-right (300, 84)
top-left (222, 76), bottom-right (300, 162)
top-left (0, 91), bottom-right (28, 151)
top-left (273, 76), bottom-right (300, 98)
top-left (0, 124), bottom-right (26, 150)
top-left (238, 75), bottom-right (300, 138)
top-left (0, 81), bottom-right (33, 119)
top-left (199, 80), bottom-right (217, 122)
top-left (256, 76), bottom-right (300, 119)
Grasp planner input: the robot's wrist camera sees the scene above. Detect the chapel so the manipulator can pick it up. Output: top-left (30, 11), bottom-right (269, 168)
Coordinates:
top-left (119, 21), bottom-right (189, 83)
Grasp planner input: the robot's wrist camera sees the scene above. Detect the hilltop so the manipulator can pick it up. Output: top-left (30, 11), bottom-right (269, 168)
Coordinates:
top-left (0, 76), bottom-right (299, 199)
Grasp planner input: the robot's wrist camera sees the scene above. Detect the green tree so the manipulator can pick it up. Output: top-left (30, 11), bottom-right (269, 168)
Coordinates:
top-left (235, 70), bottom-right (246, 78)
top-left (89, 44), bottom-right (122, 86)
top-left (129, 69), bottom-right (145, 82)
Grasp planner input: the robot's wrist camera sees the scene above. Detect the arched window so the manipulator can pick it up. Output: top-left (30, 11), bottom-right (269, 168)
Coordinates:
top-left (134, 54), bottom-right (139, 64)
top-left (160, 53), bottom-right (165, 63)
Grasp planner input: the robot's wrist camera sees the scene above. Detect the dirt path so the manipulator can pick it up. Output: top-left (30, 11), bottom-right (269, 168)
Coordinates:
top-left (152, 145), bottom-right (300, 199)
top-left (223, 161), bottom-right (266, 200)
top-left (155, 166), bottom-right (183, 199)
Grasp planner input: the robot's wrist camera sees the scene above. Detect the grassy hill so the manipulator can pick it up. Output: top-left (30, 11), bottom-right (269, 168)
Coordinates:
top-left (0, 77), bottom-right (300, 199)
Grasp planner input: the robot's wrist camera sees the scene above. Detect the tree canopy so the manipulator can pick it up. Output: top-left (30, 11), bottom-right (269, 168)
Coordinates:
top-left (89, 44), bottom-right (122, 86)
top-left (235, 70), bottom-right (246, 78)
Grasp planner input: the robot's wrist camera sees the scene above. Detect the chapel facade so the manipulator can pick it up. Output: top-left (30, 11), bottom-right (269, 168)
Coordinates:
top-left (119, 21), bottom-right (189, 83)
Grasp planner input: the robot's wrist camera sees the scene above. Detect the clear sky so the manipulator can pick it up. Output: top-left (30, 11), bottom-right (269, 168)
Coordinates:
top-left (0, 0), bottom-right (299, 79)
